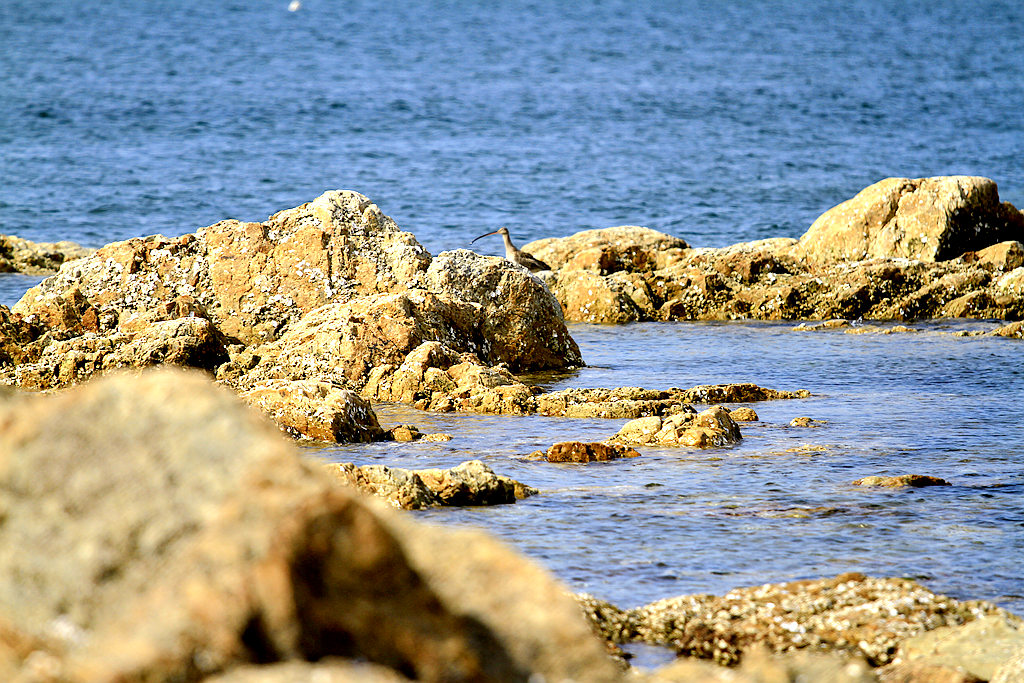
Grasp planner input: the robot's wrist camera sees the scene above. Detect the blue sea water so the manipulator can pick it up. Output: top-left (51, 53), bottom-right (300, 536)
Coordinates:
top-left (2, 0), bottom-right (1023, 620)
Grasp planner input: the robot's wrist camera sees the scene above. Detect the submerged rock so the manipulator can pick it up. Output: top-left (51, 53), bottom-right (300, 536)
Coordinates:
top-left (334, 460), bottom-right (537, 509)
top-left (0, 368), bottom-right (619, 682)
top-left (853, 474), bottom-right (952, 488)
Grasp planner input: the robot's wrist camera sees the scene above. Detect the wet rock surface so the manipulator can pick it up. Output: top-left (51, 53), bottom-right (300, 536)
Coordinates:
top-left (527, 176), bottom-right (1024, 324)
top-left (0, 368), bottom-right (619, 683)
top-left (889, 615), bottom-right (1024, 681)
top-left (333, 460), bottom-right (538, 509)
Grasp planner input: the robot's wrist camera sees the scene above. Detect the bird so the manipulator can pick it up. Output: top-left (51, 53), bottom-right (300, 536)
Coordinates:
top-left (470, 226), bottom-right (551, 272)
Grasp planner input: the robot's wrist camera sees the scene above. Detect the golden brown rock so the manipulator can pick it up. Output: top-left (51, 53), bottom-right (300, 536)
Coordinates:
top-left (790, 176), bottom-right (1024, 264)
top-left (541, 441), bottom-right (641, 463)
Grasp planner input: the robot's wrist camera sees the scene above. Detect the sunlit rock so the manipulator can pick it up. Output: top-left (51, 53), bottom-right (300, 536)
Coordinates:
top-left (611, 405), bottom-right (741, 448)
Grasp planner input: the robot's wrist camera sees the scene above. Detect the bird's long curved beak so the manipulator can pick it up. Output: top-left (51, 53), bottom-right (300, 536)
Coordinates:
top-left (469, 230), bottom-right (500, 245)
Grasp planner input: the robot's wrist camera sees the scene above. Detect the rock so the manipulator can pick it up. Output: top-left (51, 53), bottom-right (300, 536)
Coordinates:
top-left (648, 647), bottom-right (876, 683)
top-left (853, 475), bottom-right (952, 488)
top-left (7, 192), bottom-right (581, 396)
top-left (970, 241), bottom-right (1024, 271)
top-left (728, 407), bottom-right (759, 421)
top-left (877, 661), bottom-right (984, 683)
top-left (12, 316), bottom-right (230, 391)
top-left (791, 176), bottom-right (1024, 264)
top-left (424, 249), bottom-right (582, 371)
top-left (0, 234), bottom-right (94, 275)
top-left (535, 386), bottom-right (695, 419)
top-left (334, 460), bottom-right (538, 509)
top-left (992, 320), bottom-right (1024, 338)
top-left (992, 647), bottom-right (1024, 683)
top-left (680, 383), bottom-right (811, 403)
top-left (622, 573), bottom-right (1019, 667)
top-left (0, 368), bottom-right (619, 682)
top-left (523, 226), bottom-right (689, 273)
top-left (238, 379), bottom-right (385, 442)
top-left (893, 615), bottom-right (1024, 681)
top-left (789, 416), bottom-right (823, 427)
top-left (0, 305), bottom-right (45, 367)
top-left (521, 180), bottom-right (1024, 324)
top-left (541, 441), bottom-right (641, 463)
top-left (203, 659), bottom-right (412, 683)
top-left (612, 406), bottom-right (741, 448)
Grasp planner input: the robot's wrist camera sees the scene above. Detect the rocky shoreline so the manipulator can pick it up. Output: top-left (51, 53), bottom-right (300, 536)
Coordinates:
top-left (2, 176), bottom-right (1023, 681)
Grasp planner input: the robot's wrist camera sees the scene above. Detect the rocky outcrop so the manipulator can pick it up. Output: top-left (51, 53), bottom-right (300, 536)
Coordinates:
top-left (579, 573), bottom-right (1020, 669)
top-left (530, 177), bottom-right (1024, 324)
top-left (333, 460), bottom-right (538, 509)
top-left (535, 441), bottom-right (641, 463)
top-left (853, 474), bottom-right (952, 488)
top-left (0, 368), bottom-right (620, 682)
top-left (0, 234), bottom-right (94, 275)
top-left (0, 191), bottom-right (586, 438)
top-left (790, 176), bottom-right (1024, 264)
top-left (611, 406), bottom-right (742, 448)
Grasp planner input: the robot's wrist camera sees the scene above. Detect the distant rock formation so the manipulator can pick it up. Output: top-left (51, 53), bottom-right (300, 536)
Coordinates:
top-left (526, 176), bottom-right (1024, 323)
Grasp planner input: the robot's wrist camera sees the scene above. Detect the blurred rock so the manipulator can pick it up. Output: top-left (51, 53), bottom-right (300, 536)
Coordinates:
top-left (334, 460), bottom-right (537, 509)
top-left (646, 647), bottom-right (876, 683)
top-left (0, 234), bottom-right (94, 275)
top-left (0, 368), bottom-right (620, 682)
top-left (893, 614), bottom-right (1024, 681)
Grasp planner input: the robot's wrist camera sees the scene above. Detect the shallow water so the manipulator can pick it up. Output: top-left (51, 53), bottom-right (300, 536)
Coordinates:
top-left (313, 321), bottom-right (1024, 615)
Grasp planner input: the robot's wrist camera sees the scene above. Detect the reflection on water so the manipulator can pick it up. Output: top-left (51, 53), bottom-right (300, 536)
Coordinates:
top-left (314, 321), bottom-right (1024, 614)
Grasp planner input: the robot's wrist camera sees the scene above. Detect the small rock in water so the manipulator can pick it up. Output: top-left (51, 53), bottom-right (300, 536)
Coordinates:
top-left (540, 441), bottom-right (641, 463)
top-left (727, 406), bottom-right (759, 421)
top-left (789, 416), bottom-right (825, 427)
top-left (853, 474), bottom-right (952, 488)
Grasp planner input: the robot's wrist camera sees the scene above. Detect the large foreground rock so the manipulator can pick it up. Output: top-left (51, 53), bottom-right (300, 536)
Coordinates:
top-left (0, 369), bottom-right (620, 682)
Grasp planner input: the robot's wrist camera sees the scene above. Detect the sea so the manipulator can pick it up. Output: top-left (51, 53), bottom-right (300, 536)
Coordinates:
top-left (2, 0), bottom-right (1022, 624)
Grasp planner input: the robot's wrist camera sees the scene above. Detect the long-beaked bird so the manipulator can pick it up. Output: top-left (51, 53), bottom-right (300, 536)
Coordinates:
top-left (470, 226), bottom-right (551, 272)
